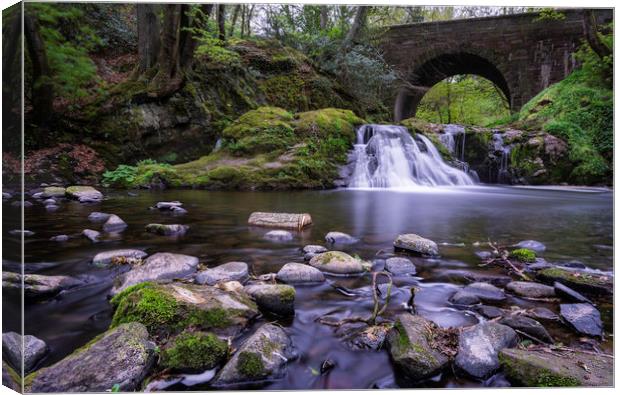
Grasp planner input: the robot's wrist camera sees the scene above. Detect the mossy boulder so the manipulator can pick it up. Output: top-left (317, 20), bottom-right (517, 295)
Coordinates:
top-left (160, 331), bottom-right (228, 372)
top-left (65, 185), bottom-right (103, 202)
top-left (110, 282), bottom-right (259, 337)
top-left (212, 323), bottom-right (296, 386)
top-left (26, 323), bottom-right (156, 393)
top-left (309, 251), bottom-right (370, 275)
top-left (509, 248), bottom-right (536, 263)
top-left (499, 348), bottom-right (612, 386)
top-left (243, 284), bottom-right (295, 316)
top-left (386, 314), bottom-right (450, 382)
top-left (536, 267), bottom-right (613, 296)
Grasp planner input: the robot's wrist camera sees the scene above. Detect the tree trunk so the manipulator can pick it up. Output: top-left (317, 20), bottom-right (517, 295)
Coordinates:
top-left (240, 5), bottom-right (246, 37)
top-left (583, 10), bottom-right (611, 59)
top-left (135, 4), bottom-right (160, 74)
top-left (24, 12), bottom-right (54, 126)
top-left (343, 6), bottom-right (370, 48)
top-left (320, 6), bottom-right (329, 30)
top-left (245, 5), bottom-right (255, 37)
top-left (229, 4), bottom-right (240, 37)
top-left (217, 4), bottom-right (226, 41)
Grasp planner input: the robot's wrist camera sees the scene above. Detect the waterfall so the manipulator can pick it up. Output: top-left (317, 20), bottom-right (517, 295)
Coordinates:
top-left (493, 133), bottom-right (512, 183)
top-left (440, 124), bottom-right (466, 162)
top-left (348, 124), bottom-right (475, 188)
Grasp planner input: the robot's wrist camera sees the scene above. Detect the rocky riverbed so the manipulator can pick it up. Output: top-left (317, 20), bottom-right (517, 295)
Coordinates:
top-left (2, 186), bottom-right (613, 390)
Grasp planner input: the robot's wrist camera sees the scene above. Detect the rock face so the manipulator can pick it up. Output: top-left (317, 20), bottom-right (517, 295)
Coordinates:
top-left (3, 272), bottom-right (83, 298)
top-left (394, 234), bottom-right (438, 256)
top-left (248, 212), bottom-right (312, 229)
top-left (110, 252), bottom-right (199, 295)
top-left (102, 214), bottom-right (128, 232)
top-left (195, 262), bottom-right (249, 285)
top-left (514, 240), bottom-right (546, 252)
top-left (386, 314), bottom-right (450, 382)
top-left (42, 186), bottom-right (66, 198)
top-left (536, 267), bottom-right (613, 296)
top-left (65, 186), bottom-right (103, 203)
top-left (451, 282), bottom-right (506, 305)
top-left (500, 348), bottom-right (612, 386)
top-left (213, 324), bottom-right (296, 386)
top-left (505, 281), bottom-right (555, 298)
top-left (92, 249), bottom-right (148, 267)
top-left (499, 315), bottom-right (554, 343)
top-left (560, 303), bottom-right (603, 337)
top-left (264, 230), bottom-right (294, 241)
top-left (385, 257), bottom-right (417, 276)
top-left (276, 262), bottom-right (325, 284)
top-left (309, 251), bottom-right (369, 275)
top-left (27, 323), bottom-right (156, 392)
top-left (455, 322), bottom-right (517, 379)
top-left (3, 332), bottom-right (48, 373)
top-left (325, 231), bottom-right (357, 244)
top-left (111, 282), bottom-right (259, 337)
top-left (244, 284), bottom-right (295, 316)
top-left (145, 223), bottom-right (189, 236)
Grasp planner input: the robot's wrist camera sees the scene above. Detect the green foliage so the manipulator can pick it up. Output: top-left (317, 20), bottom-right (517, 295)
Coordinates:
top-left (160, 331), bottom-right (228, 371)
top-left (575, 23), bottom-right (613, 86)
top-left (534, 9), bottom-right (566, 22)
top-left (510, 248), bottom-right (536, 263)
top-left (416, 75), bottom-right (510, 126)
top-left (102, 160), bottom-right (175, 188)
top-left (195, 36), bottom-right (242, 67)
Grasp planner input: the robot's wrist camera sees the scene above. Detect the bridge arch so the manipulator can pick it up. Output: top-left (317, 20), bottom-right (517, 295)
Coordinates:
top-left (394, 52), bottom-right (511, 121)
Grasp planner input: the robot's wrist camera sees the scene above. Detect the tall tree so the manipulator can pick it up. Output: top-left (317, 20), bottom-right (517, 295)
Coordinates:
top-left (217, 4), bottom-right (226, 41)
top-left (24, 11), bottom-right (53, 125)
top-left (135, 4), bottom-right (160, 75)
top-left (320, 6), bottom-right (329, 30)
top-left (342, 6), bottom-right (370, 48)
top-left (228, 4), bottom-right (241, 37)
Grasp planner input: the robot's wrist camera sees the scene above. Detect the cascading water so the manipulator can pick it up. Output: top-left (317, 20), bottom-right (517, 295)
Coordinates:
top-left (493, 133), bottom-right (512, 183)
top-left (348, 124), bottom-right (475, 188)
top-left (439, 124), bottom-right (466, 161)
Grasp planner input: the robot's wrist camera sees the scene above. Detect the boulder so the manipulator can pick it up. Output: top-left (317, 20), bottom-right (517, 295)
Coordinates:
top-left (499, 315), bottom-right (554, 343)
top-left (3, 332), bottom-right (48, 373)
top-left (505, 281), bottom-right (555, 298)
top-left (394, 233), bottom-right (438, 256)
top-left (110, 282), bottom-right (259, 337)
top-left (110, 252), bottom-right (199, 295)
top-left (560, 303), bottom-right (603, 337)
top-left (213, 324), bottom-right (296, 386)
top-left (92, 249), bottom-right (148, 268)
top-left (455, 322), bottom-right (517, 379)
top-left (41, 186), bottom-right (66, 198)
top-left (451, 282), bottom-right (505, 305)
top-left (554, 282), bottom-right (593, 304)
top-left (88, 212), bottom-right (111, 222)
top-left (264, 230), bottom-right (293, 242)
top-left (195, 262), bottom-right (249, 285)
top-left (3, 272), bottom-right (83, 298)
top-left (160, 331), bottom-right (228, 372)
top-left (325, 231), bottom-right (357, 244)
top-left (26, 323), bottom-right (156, 392)
top-left (536, 267), bottom-right (612, 296)
top-left (276, 262), bottom-right (325, 284)
top-left (248, 212), bottom-right (312, 229)
top-left (145, 223), bottom-right (189, 236)
top-left (82, 229), bottom-right (100, 242)
top-left (309, 251), bottom-right (369, 275)
top-left (514, 240), bottom-right (546, 253)
top-left (65, 186), bottom-right (103, 203)
top-left (386, 314), bottom-right (450, 382)
top-left (385, 257), bottom-right (417, 276)
top-left (50, 235), bottom-right (69, 242)
top-left (499, 348), bottom-right (612, 386)
top-left (244, 284), bottom-right (295, 316)
top-left (101, 215), bottom-right (127, 233)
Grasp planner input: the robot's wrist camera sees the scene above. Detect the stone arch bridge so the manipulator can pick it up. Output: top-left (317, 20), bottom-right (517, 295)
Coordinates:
top-left (381, 9), bottom-right (613, 121)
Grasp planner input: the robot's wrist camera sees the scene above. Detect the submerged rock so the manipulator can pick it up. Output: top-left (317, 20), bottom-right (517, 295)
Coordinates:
top-left (385, 257), bottom-right (416, 276)
top-left (386, 314), bottom-right (450, 382)
top-left (65, 186), bottom-right (103, 203)
top-left (50, 234), bottom-right (69, 242)
top-left (434, 269), bottom-right (512, 287)
top-left (499, 315), bottom-right (554, 344)
top-left (3, 272), bottom-right (83, 298)
top-left (248, 212), bottom-right (312, 229)
top-left (309, 251), bottom-right (369, 275)
top-left (102, 214), bottom-right (128, 232)
top-left (394, 233), bottom-right (438, 256)
top-left (536, 267), bottom-right (612, 296)
top-left (9, 229), bottom-right (35, 237)
top-left (276, 262), bottom-right (325, 284)
top-left (92, 249), bottom-right (148, 268)
top-left (264, 230), bottom-right (293, 241)
top-left (499, 348), bottom-right (612, 386)
top-left (451, 282), bottom-right (506, 305)
top-left (212, 324), bottom-right (296, 386)
top-left (155, 201), bottom-right (183, 210)
top-left (3, 332), bottom-right (48, 373)
top-left (160, 331), bottom-right (228, 372)
top-left (110, 252), bottom-right (199, 295)
top-left (145, 223), bottom-right (189, 236)
top-left (325, 231), bottom-right (357, 244)
top-left (195, 261), bottom-right (249, 285)
top-left (244, 284), bottom-right (295, 316)
top-left (505, 281), bottom-right (555, 298)
top-left (455, 322), bottom-right (517, 379)
top-left (82, 229), bottom-right (100, 242)
top-left (26, 323), bottom-right (156, 392)
top-left (514, 240), bottom-right (546, 253)
top-left (560, 303), bottom-right (603, 337)
top-left (110, 282), bottom-right (259, 337)
top-left (88, 212), bottom-right (111, 222)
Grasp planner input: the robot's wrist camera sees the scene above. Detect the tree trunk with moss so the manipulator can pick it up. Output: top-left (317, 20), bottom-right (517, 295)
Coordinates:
top-left (24, 11), bottom-right (54, 126)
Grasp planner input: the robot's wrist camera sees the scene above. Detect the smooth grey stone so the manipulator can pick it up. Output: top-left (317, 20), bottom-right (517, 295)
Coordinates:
top-left (276, 262), bottom-right (325, 284)
top-left (195, 261), bottom-right (249, 285)
top-left (455, 322), bottom-right (517, 379)
top-left (102, 214), bottom-right (127, 233)
top-left (385, 257), bottom-right (416, 275)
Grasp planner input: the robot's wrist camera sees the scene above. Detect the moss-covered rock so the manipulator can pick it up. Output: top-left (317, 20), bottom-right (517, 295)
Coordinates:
top-left (499, 348), bottom-right (611, 386)
top-left (243, 284), bottom-right (295, 316)
top-left (160, 331), bottom-right (228, 372)
top-left (536, 267), bottom-right (613, 296)
top-left (110, 282), bottom-right (259, 337)
top-left (309, 251), bottom-right (370, 275)
top-left (509, 248), bottom-right (536, 263)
